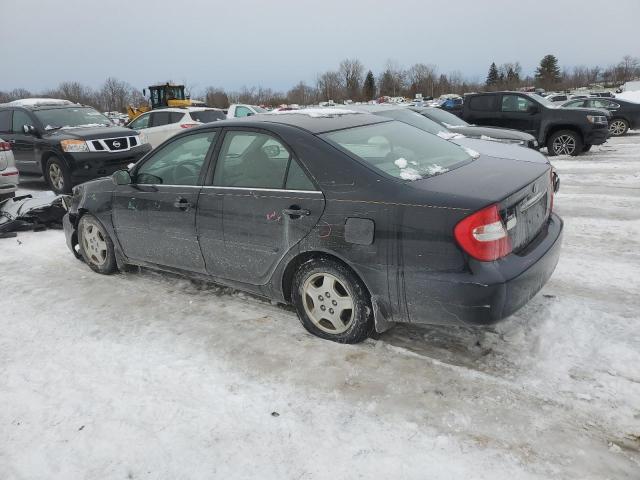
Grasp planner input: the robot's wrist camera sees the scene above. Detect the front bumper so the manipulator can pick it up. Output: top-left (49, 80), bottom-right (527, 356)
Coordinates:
top-left (585, 126), bottom-right (609, 145)
top-left (66, 144), bottom-right (151, 182)
top-left (406, 213), bottom-right (563, 326)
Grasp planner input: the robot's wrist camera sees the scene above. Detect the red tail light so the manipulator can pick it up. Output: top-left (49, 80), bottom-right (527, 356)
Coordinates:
top-left (1, 171), bottom-right (18, 176)
top-left (0, 141), bottom-right (11, 151)
top-left (180, 123), bottom-right (199, 129)
top-left (454, 204), bottom-right (512, 261)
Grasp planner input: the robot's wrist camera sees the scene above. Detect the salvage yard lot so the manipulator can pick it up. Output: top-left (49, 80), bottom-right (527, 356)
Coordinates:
top-left (1, 134), bottom-right (639, 479)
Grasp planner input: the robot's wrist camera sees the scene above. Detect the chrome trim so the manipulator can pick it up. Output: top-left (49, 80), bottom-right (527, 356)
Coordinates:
top-left (131, 184), bottom-right (322, 194)
top-left (520, 191), bottom-right (545, 212)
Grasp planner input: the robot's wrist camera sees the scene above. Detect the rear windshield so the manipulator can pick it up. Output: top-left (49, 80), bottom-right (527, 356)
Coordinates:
top-left (422, 108), bottom-right (469, 127)
top-left (190, 110), bottom-right (226, 123)
top-left (321, 121), bottom-right (472, 181)
top-left (33, 107), bottom-right (111, 130)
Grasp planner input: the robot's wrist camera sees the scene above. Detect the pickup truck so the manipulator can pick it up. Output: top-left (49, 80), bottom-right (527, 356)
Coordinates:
top-left (226, 104), bottom-right (268, 119)
top-left (461, 91), bottom-right (610, 156)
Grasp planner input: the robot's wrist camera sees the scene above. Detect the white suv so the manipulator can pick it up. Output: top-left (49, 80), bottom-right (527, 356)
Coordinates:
top-left (0, 138), bottom-right (19, 200)
top-left (126, 107), bottom-right (226, 148)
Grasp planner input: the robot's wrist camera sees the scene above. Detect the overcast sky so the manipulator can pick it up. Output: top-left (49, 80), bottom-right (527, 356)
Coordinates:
top-left (2, 0), bottom-right (639, 94)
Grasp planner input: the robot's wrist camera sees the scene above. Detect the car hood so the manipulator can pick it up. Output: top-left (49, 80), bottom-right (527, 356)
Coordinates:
top-left (43, 125), bottom-right (137, 141)
top-left (409, 154), bottom-right (550, 208)
top-left (451, 137), bottom-right (549, 164)
top-left (448, 125), bottom-right (534, 141)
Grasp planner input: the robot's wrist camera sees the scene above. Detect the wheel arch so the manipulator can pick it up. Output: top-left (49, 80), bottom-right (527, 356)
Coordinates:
top-left (544, 124), bottom-right (584, 144)
top-left (280, 249), bottom-right (394, 333)
top-left (40, 150), bottom-right (70, 176)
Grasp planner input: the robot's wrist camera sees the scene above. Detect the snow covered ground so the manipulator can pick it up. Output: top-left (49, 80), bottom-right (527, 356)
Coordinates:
top-left (1, 134), bottom-right (639, 479)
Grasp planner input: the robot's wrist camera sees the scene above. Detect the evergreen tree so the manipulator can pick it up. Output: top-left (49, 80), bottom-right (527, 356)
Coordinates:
top-left (535, 54), bottom-right (561, 89)
top-left (362, 70), bottom-right (376, 100)
top-left (486, 62), bottom-right (499, 89)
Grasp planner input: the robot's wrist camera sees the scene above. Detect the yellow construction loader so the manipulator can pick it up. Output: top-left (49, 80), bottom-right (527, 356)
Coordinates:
top-left (127, 83), bottom-right (192, 120)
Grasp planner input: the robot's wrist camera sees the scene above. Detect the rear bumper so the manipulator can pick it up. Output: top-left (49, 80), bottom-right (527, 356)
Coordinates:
top-left (0, 168), bottom-right (19, 194)
top-left (66, 144), bottom-right (151, 182)
top-left (406, 213), bottom-right (563, 326)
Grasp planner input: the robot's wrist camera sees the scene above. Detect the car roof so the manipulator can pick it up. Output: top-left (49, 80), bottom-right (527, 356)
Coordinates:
top-left (0, 99), bottom-right (93, 110)
top-left (243, 110), bottom-right (389, 134)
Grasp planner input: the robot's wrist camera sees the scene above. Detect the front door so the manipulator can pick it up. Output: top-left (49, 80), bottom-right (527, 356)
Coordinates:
top-left (197, 129), bottom-right (325, 285)
top-left (499, 94), bottom-right (541, 135)
top-left (4, 110), bottom-right (39, 173)
top-left (112, 130), bottom-right (218, 272)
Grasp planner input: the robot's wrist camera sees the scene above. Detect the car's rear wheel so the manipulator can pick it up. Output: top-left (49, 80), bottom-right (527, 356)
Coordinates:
top-left (292, 258), bottom-right (374, 343)
top-left (609, 119), bottom-right (629, 137)
top-left (78, 214), bottom-right (117, 274)
top-left (547, 130), bottom-right (583, 156)
top-left (45, 156), bottom-right (72, 194)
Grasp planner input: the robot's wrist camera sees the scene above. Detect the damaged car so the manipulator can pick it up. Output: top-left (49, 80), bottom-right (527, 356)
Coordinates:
top-left (64, 111), bottom-right (563, 343)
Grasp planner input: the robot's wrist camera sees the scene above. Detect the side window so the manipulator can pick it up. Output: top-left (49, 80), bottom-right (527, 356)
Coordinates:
top-left (213, 131), bottom-right (291, 189)
top-left (135, 131), bottom-right (216, 186)
top-left (468, 96), bottom-right (497, 111)
top-left (569, 100), bottom-right (586, 108)
top-left (169, 112), bottom-right (186, 124)
top-left (150, 111), bottom-right (171, 127)
top-left (234, 106), bottom-right (252, 118)
top-left (129, 113), bottom-right (150, 130)
top-left (286, 160), bottom-right (316, 191)
top-left (0, 111), bottom-right (11, 133)
top-left (12, 110), bottom-right (33, 133)
top-left (501, 95), bottom-right (534, 113)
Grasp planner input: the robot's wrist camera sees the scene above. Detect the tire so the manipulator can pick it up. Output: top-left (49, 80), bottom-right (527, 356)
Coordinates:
top-left (582, 144), bottom-right (592, 152)
top-left (78, 214), bottom-right (117, 274)
top-left (546, 130), bottom-right (583, 157)
top-left (609, 118), bottom-right (629, 137)
top-left (292, 257), bottom-right (374, 344)
top-left (44, 156), bottom-right (72, 194)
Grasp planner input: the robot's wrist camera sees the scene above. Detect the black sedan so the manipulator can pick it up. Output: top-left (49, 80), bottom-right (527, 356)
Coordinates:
top-left (410, 106), bottom-right (539, 149)
top-left (64, 112), bottom-right (563, 343)
top-left (560, 97), bottom-right (640, 136)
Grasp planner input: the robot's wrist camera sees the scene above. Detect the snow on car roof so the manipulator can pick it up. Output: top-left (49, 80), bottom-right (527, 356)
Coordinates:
top-left (265, 108), bottom-right (361, 118)
top-left (7, 98), bottom-right (75, 107)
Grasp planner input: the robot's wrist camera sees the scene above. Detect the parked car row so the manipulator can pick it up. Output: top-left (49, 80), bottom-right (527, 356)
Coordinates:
top-left (559, 97), bottom-right (640, 136)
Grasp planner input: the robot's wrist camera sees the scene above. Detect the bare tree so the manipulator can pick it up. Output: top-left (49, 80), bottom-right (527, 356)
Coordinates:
top-left (339, 58), bottom-right (364, 101)
top-left (378, 60), bottom-right (405, 97)
top-left (204, 87), bottom-right (230, 108)
top-left (287, 81), bottom-right (317, 105)
top-left (316, 71), bottom-right (344, 101)
top-left (407, 63), bottom-right (437, 97)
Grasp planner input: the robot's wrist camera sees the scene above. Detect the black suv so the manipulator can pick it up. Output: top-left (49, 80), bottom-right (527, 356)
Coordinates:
top-left (0, 99), bottom-right (151, 193)
top-left (462, 92), bottom-right (610, 156)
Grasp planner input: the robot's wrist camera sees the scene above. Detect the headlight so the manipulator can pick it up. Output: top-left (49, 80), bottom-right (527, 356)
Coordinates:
top-left (586, 115), bottom-right (607, 125)
top-left (533, 140), bottom-right (539, 147)
top-left (138, 132), bottom-right (149, 145)
top-left (60, 139), bottom-right (89, 152)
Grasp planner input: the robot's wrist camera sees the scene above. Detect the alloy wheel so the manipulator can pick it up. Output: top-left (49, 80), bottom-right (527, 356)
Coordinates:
top-left (552, 135), bottom-right (576, 155)
top-left (82, 220), bottom-right (108, 266)
top-left (49, 163), bottom-right (64, 191)
top-left (609, 120), bottom-right (627, 136)
top-left (302, 273), bottom-right (354, 334)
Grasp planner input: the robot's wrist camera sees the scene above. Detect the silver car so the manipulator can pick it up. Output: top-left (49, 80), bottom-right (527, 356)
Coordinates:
top-left (0, 138), bottom-right (19, 200)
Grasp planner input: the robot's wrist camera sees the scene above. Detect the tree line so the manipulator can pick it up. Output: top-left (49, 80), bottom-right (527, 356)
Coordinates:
top-left (1, 55), bottom-right (638, 112)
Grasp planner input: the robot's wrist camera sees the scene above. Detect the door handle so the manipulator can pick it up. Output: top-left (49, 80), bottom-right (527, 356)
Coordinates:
top-left (173, 197), bottom-right (194, 211)
top-left (282, 206), bottom-right (310, 218)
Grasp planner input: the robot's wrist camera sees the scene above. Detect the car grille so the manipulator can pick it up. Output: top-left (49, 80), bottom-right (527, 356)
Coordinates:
top-left (89, 136), bottom-right (138, 152)
top-left (504, 173), bottom-right (552, 253)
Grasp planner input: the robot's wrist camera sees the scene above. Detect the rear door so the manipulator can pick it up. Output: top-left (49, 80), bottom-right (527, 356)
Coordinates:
top-left (112, 130), bottom-right (218, 272)
top-left (145, 111), bottom-right (173, 147)
top-left (465, 95), bottom-right (499, 126)
top-left (197, 128), bottom-right (325, 285)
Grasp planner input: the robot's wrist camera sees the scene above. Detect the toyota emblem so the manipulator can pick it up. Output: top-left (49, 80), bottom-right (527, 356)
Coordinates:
top-left (112, 141), bottom-right (121, 148)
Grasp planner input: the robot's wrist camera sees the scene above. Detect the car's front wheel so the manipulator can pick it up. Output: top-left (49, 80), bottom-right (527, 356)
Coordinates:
top-left (609, 119), bottom-right (629, 137)
top-left (78, 214), bottom-right (117, 274)
top-left (45, 156), bottom-right (72, 194)
top-left (292, 258), bottom-right (374, 343)
top-left (547, 130), bottom-right (583, 156)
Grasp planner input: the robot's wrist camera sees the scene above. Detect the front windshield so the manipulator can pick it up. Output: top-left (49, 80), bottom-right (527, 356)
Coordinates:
top-left (421, 108), bottom-right (469, 127)
top-left (34, 107), bottom-right (111, 130)
top-left (526, 93), bottom-right (554, 108)
top-left (321, 120), bottom-right (472, 181)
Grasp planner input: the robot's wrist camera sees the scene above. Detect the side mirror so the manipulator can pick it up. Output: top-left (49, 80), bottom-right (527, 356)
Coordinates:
top-left (22, 124), bottom-right (36, 134)
top-left (246, 112), bottom-right (254, 117)
top-left (112, 169), bottom-right (132, 186)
